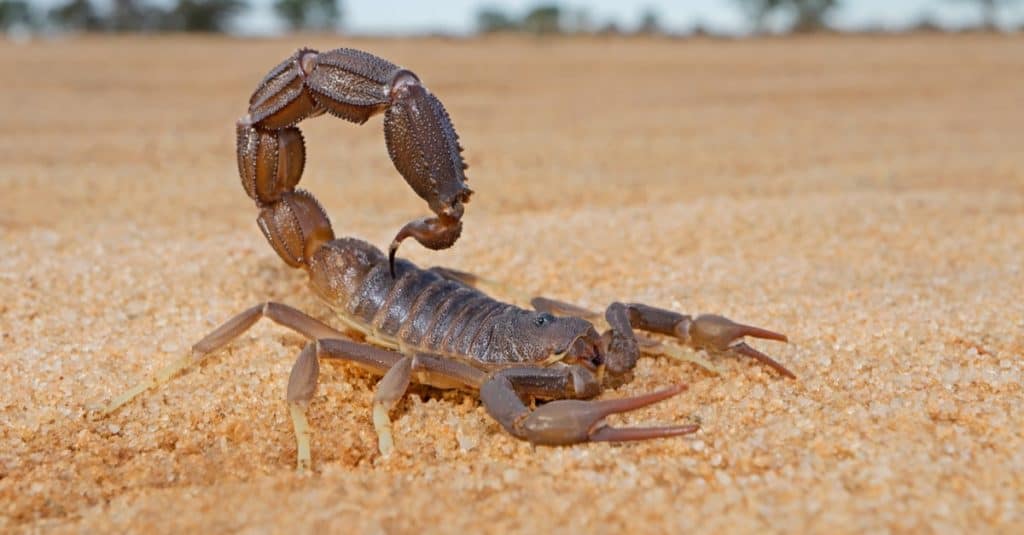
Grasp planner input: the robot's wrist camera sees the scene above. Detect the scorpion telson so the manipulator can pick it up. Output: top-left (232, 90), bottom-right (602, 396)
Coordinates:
top-left (99, 47), bottom-right (793, 472)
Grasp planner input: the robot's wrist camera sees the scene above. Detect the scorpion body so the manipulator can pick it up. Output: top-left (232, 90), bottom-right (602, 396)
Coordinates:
top-left (308, 238), bottom-right (600, 371)
top-left (101, 47), bottom-right (793, 471)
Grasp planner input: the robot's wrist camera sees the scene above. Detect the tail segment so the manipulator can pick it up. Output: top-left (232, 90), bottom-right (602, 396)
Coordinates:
top-left (236, 47), bottom-right (471, 273)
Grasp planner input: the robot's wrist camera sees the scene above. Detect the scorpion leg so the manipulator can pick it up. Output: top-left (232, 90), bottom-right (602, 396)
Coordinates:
top-left (97, 303), bottom-right (478, 469)
top-left (372, 355), bottom-right (413, 457)
top-left (289, 335), bottom-right (490, 460)
top-left (370, 352), bottom-right (486, 456)
top-left (289, 339), bottom-right (485, 470)
top-left (98, 302), bottom-right (348, 416)
top-left (287, 343), bottom-right (320, 472)
top-left (283, 339), bottom-right (495, 469)
top-left (481, 367), bottom-right (697, 445)
top-left (288, 339), bottom-right (402, 471)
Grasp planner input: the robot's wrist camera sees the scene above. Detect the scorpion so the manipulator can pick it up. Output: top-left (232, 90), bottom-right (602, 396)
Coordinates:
top-left (100, 47), bottom-right (793, 471)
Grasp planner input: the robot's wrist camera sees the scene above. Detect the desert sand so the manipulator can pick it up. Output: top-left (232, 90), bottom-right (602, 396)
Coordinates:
top-left (1, 34), bottom-right (1022, 533)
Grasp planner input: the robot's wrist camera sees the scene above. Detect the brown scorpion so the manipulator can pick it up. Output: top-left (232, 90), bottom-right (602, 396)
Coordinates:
top-left (100, 47), bottom-right (793, 471)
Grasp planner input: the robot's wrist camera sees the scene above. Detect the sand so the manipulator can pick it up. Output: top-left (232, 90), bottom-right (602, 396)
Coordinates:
top-left (1, 34), bottom-right (1022, 533)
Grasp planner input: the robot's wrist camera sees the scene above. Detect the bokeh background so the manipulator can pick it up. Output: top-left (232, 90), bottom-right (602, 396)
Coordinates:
top-left (1, 1), bottom-right (1023, 534)
top-left (2, 0), bottom-right (1024, 37)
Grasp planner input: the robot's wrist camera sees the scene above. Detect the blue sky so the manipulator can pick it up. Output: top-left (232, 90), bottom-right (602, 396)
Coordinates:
top-left (29, 0), bottom-right (1024, 34)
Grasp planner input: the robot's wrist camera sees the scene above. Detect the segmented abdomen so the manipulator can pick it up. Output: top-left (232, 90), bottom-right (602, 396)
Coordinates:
top-left (307, 238), bottom-right (515, 364)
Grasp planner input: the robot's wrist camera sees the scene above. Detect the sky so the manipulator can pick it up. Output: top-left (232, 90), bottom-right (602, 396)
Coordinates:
top-left (27, 0), bottom-right (1024, 35)
top-left (252, 0), bottom-right (1024, 35)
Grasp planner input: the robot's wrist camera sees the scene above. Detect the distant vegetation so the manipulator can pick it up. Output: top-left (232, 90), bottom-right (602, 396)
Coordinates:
top-left (734, 0), bottom-right (840, 33)
top-left (47, 0), bottom-right (103, 31)
top-left (1, 0), bottom-right (341, 32)
top-left (274, 0), bottom-right (341, 31)
top-left (0, 0), bottom-right (1019, 35)
top-left (475, 1), bottom-right (1020, 36)
top-left (44, 0), bottom-right (248, 33)
top-left (948, 0), bottom-right (1022, 30)
top-left (477, 4), bottom-right (665, 35)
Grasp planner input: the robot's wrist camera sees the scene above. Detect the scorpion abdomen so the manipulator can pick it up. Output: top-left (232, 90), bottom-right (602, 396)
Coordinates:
top-left (395, 278), bottom-right (464, 348)
top-left (307, 238), bottom-right (518, 363)
top-left (370, 262), bottom-right (445, 336)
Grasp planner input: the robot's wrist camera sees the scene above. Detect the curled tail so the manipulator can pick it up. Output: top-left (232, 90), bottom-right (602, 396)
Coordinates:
top-left (235, 48), bottom-right (472, 272)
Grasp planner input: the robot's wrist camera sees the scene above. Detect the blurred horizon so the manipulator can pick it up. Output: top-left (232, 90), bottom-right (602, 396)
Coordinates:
top-left (10, 0), bottom-right (1024, 36)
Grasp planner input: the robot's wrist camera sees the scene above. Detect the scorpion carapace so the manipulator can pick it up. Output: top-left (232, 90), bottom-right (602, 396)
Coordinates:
top-left (99, 47), bottom-right (794, 472)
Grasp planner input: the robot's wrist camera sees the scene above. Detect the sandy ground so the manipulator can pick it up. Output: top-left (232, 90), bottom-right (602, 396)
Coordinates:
top-left (1, 34), bottom-right (1022, 533)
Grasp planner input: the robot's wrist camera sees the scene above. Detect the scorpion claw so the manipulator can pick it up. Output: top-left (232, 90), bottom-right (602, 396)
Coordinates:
top-left (730, 342), bottom-right (796, 379)
top-left (520, 384), bottom-right (697, 445)
top-left (588, 423), bottom-right (700, 442)
top-left (688, 314), bottom-right (794, 378)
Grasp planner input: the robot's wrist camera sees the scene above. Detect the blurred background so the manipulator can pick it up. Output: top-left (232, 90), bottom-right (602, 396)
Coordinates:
top-left (1, 0), bottom-right (1023, 38)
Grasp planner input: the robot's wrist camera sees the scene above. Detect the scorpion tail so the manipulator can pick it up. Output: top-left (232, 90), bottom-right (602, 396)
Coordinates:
top-left (239, 48), bottom-right (473, 275)
top-left (237, 120), bottom-right (334, 268)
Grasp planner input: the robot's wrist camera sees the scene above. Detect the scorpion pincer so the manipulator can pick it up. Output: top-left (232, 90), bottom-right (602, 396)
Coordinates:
top-left (99, 47), bottom-right (793, 471)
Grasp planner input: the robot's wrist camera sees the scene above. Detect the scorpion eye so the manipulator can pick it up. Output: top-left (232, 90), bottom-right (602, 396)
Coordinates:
top-left (534, 313), bottom-right (555, 327)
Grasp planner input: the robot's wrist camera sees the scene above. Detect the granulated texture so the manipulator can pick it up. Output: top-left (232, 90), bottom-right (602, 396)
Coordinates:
top-left (1, 35), bottom-right (1022, 533)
